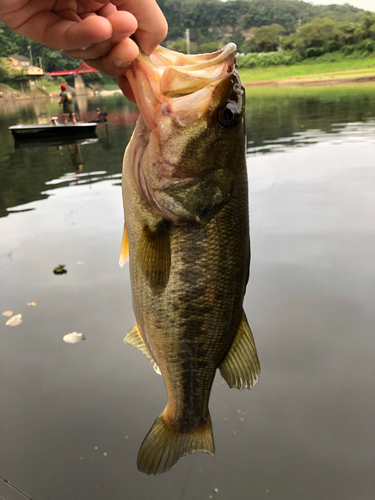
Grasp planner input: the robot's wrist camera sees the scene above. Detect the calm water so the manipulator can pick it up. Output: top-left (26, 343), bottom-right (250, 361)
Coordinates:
top-left (0, 85), bottom-right (375, 500)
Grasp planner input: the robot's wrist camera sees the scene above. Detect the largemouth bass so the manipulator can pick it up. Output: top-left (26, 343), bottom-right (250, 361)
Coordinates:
top-left (120, 43), bottom-right (260, 475)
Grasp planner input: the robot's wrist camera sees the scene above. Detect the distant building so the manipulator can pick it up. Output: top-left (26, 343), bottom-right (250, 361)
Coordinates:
top-left (7, 55), bottom-right (43, 75)
top-left (24, 66), bottom-right (44, 76)
top-left (8, 54), bottom-right (31, 71)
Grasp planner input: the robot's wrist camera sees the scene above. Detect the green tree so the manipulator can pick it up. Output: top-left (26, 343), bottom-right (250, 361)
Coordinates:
top-left (157, 0), bottom-right (369, 46)
top-left (240, 38), bottom-right (260, 54)
top-left (288, 18), bottom-right (342, 52)
top-left (169, 39), bottom-right (198, 54)
top-left (359, 14), bottom-right (375, 38)
top-left (252, 24), bottom-right (284, 52)
top-left (0, 58), bottom-right (9, 82)
top-left (339, 22), bottom-right (364, 45)
top-left (0, 22), bottom-right (20, 56)
top-left (198, 42), bottom-right (220, 53)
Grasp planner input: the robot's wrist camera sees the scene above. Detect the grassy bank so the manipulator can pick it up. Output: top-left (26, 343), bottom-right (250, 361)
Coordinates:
top-left (243, 82), bottom-right (375, 100)
top-left (238, 55), bottom-right (375, 84)
top-left (0, 76), bottom-right (119, 99)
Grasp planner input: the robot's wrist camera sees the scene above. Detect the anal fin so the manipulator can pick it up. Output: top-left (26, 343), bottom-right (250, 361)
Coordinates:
top-left (124, 323), bottom-right (161, 375)
top-left (219, 311), bottom-right (260, 389)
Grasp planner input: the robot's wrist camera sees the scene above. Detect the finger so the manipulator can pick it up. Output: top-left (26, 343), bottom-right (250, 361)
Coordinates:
top-left (106, 10), bottom-right (137, 37)
top-left (95, 2), bottom-right (118, 18)
top-left (16, 11), bottom-right (114, 51)
top-left (117, 75), bottom-right (136, 103)
top-left (106, 35), bottom-right (139, 67)
top-left (110, 0), bottom-right (167, 54)
top-left (65, 38), bottom-right (114, 60)
top-left (83, 37), bottom-right (138, 76)
top-left (65, 11), bottom-right (137, 60)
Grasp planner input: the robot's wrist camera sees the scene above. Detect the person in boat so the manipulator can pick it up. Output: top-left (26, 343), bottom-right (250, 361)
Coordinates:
top-left (0, 1), bottom-right (167, 103)
top-left (97, 108), bottom-right (108, 122)
top-left (59, 84), bottom-right (77, 125)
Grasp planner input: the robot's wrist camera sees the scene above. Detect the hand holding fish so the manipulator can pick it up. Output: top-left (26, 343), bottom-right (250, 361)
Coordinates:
top-left (0, 0), bottom-right (167, 99)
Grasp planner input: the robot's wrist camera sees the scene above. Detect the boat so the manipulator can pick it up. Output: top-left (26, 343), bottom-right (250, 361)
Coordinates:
top-left (9, 120), bottom-right (97, 139)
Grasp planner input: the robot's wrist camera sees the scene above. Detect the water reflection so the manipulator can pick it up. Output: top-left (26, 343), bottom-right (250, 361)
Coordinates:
top-left (68, 144), bottom-right (84, 174)
top-left (0, 91), bottom-right (138, 130)
top-left (14, 136), bottom-right (99, 149)
top-left (248, 118), bottom-right (375, 155)
top-left (0, 95), bottom-right (137, 218)
top-left (2, 85), bottom-right (375, 218)
top-left (246, 84), bottom-right (375, 154)
top-left (1, 85), bottom-right (375, 499)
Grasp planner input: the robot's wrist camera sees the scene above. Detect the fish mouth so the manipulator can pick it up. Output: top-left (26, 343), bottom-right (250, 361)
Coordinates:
top-left (125, 44), bottom-right (238, 131)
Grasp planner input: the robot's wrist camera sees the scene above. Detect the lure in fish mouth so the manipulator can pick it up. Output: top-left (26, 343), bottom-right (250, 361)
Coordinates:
top-left (121, 43), bottom-right (260, 475)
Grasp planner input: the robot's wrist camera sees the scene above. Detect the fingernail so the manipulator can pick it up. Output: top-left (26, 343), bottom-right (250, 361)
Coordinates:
top-left (114, 60), bottom-right (132, 68)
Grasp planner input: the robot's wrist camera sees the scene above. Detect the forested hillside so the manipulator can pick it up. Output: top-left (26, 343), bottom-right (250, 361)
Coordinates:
top-left (158, 0), bottom-right (370, 48)
top-left (0, 0), bottom-right (373, 75)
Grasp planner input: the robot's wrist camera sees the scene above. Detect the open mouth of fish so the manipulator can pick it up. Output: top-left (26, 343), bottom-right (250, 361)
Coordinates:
top-left (124, 43), bottom-right (245, 224)
top-left (126, 43), bottom-right (238, 131)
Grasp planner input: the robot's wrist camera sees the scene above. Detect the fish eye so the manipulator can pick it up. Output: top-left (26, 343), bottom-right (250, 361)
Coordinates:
top-left (217, 102), bottom-right (240, 128)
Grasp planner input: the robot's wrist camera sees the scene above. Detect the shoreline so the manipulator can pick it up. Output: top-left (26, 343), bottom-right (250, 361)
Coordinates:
top-left (243, 72), bottom-right (375, 88)
top-left (0, 86), bottom-right (122, 101)
top-left (1, 72), bottom-right (374, 102)
top-left (240, 63), bottom-right (375, 88)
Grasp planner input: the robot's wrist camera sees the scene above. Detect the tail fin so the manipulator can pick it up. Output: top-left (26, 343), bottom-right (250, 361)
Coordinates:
top-left (137, 410), bottom-right (215, 475)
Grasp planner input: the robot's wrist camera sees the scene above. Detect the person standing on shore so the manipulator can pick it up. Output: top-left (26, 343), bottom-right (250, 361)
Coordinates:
top-left (0, 1), bottom-right (168, 102)
top-left (59, 83), bottom-right (77, 125)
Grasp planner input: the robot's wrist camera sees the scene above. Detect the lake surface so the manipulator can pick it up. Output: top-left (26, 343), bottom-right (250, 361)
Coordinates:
top-left (1, 84), bottom-right (375, 500)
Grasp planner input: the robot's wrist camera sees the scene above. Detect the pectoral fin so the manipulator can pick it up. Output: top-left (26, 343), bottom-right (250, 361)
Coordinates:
top-left (138, 220), bottom-right (171, 294)
top-left (124, 323), bottom-right (161, 375)
top-left (219, 312), bottom-right (260, 389)
top-left (119, 223), bottom-right (129, 267)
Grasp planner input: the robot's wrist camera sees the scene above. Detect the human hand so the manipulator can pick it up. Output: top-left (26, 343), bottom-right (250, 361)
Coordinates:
top-left (0, 0), bottom-right (167, 101)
